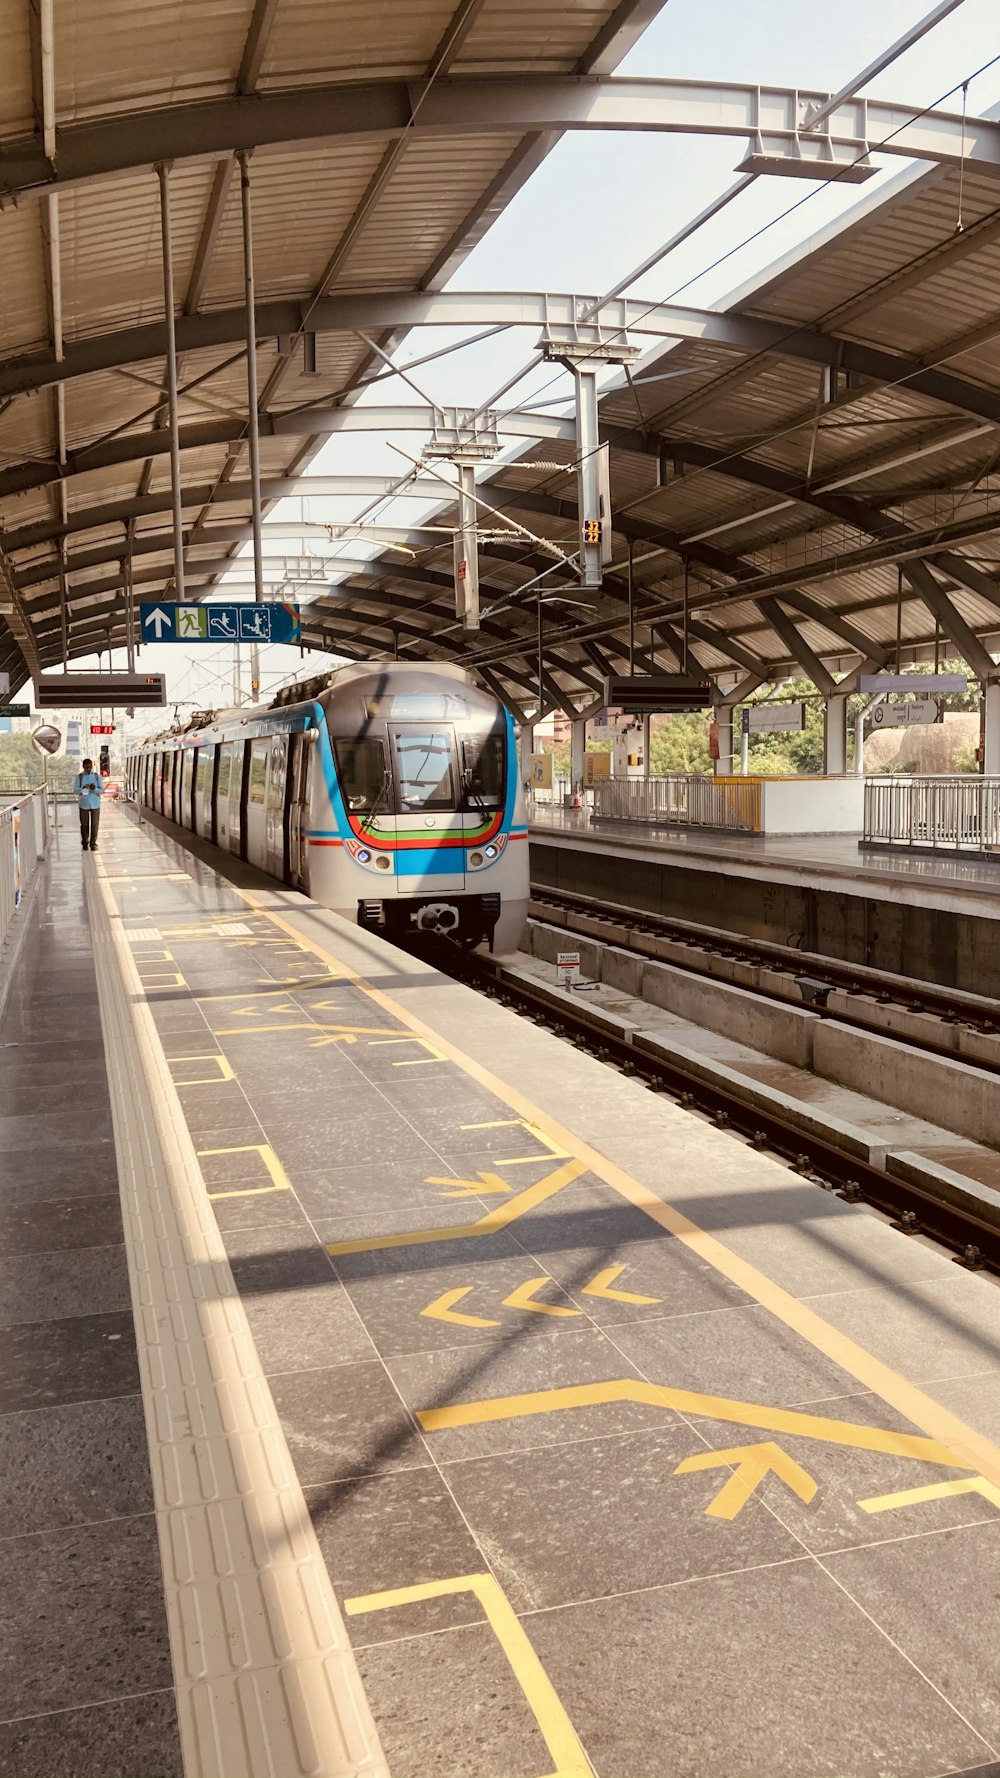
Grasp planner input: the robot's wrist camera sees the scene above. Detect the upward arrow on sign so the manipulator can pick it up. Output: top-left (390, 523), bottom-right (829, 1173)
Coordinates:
top-left (143, 606), bottom-right (172, 638)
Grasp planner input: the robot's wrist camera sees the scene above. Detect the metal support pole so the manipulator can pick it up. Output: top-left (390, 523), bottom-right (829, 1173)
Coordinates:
top-left (642, 712), bottom-right (651, 780)
top-left (124, 526), bottom-right (135, 672)
top-left (982, 682), bottom-right (1000, 775)
top-left (570, 718), bottom-right (586, 787)
top-left (824, 695), bottom-right (849, 774)
top-left (739, 707), bottom-right (749, 774)
top-left (627, 538), bottom-right (635, 673)
top-left (454, 462), bottom-right (480, 631)
top-left (59, 549), bottom-right (69, 668)
top-left (536, 597), bottom-right (543, 717)
top-left (713, 704), bottom-right (733, 778)
top-left (239, 151), bottom-right (264, 606)
top-left (682, 559), bottom-right (690, 674)
top-left (156, 163), bottom-right (185, 601)
top-left (572, 365), bottom-right (605, 590)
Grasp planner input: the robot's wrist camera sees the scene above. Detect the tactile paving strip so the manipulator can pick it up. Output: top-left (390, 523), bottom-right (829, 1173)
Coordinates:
top-left (87, 862), bottom-right (389, 1778)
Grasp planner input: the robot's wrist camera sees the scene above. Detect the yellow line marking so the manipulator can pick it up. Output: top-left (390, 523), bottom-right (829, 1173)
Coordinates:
top-left (420, 1287), bottom-right (501, 1329)
top-left (503, 1277), bottom-right (581, 1319)
top-left (461, 1119), bottom-right (521, 1129)
top-left (344, 1573), bottom-right (591, 1778)
top-left (581, 1265), bottom-right (660, 1306)
top-left (674, 1441), bottom-right (817, 1519)
top-left (197, 1143), bottom-right (291, 1200)
top-left (326, 1159), bottom-right (583, 1257)
top-left (203, 890), bottom-right (1000, 1488)
top-left (417, 1381), bottom-right (974, 1471)
top-left (169, 1053), bottom-right (235, 1085)
top-left (193, 977), bottom-right (342, 1002)
top-left (393, 1054), bottom-right (446, 1066)
top-left (135, 971), bottom-right (187, 988)
top-left (132, 949), bottom-right (175, 963)
top-left (859, 1476), bottom-right (1000, 1515)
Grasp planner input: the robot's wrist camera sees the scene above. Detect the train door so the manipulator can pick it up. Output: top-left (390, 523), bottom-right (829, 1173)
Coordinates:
top-left (232, 742), bottom-right (249, 860)
top-left (244, 739), bottom-right (268, 866)
top-left (388, 722), bottom-right (465, 893)
top-left (287, 734), bottom-right (311, 889)
top-left (264, 735), bottom-right (287, 879)
top-left (169, 751), bottom-right (180, 822)
top-left (215, 744), bottom-right (233, 851)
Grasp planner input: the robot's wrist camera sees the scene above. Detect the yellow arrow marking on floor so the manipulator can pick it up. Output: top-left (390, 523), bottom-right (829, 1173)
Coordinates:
top-left (503, 1277), bottom-right (581, 1318)
top-left (308, 1032), bottom-right (358, 1047)
top-left (325, 1157), bottom-right (583, 1256)
top-left (858, 1476), bottom-right (1000, 1515)
top-left (420, 1288), bottom-right (501, 1329)
top-left (581, 1265), bottom-right (660, 1305)
top-left (426, 1171), bottom-right (513, 1197)
top-left (417, 1380), bottom-right (975, 1472)
top-left (674, 1441), bottom-right (817, 1519)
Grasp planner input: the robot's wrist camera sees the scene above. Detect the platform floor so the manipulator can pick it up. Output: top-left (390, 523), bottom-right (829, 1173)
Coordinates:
top-left (529, 803), bottom-right (1000, 918)
top-left (7, 804), bottom-right (1000, 1775)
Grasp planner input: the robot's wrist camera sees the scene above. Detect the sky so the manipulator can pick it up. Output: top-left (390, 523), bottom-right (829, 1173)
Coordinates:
top-left (64, 0), bottom-right (1000, 740)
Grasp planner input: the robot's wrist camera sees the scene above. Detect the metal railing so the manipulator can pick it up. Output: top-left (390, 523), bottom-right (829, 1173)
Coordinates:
top-left (592, 775), bottom-right (762, 832)
top-left (0, 787), bottom-right (48, 955)
top-left (864, 776), bottom-right (1000, 852)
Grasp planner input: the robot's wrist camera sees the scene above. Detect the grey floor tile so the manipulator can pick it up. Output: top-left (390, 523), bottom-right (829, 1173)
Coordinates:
top-left (528, 1560), bottom-right (992, 1777)
top-left (269, 1359), bottom-right (431, 1483)
top-left (0, 1312), bottom-right (139, 1413)
top-left (0, 1110), bottom-right (113, 1153)
top-left (445, 1425), bottom-right (802, 1612)
top-left (0, 1247), bottom-right (132, 1327)
top-left (0, 1196), bottom-right (122, 1259)
top-left (801, 1277), bottom-right (1000, 1384)
top-left (355, 1622), bottom-right (552, 1778)
top-left (0, 1143), bottom-right (118, 1204)
top-left (925, 1372), bottom-right (1000, 1444)
top-left (242, 1279), bottom-right (374, 1375)
top-left (0, 1517), bottom-right (174, 1718)
top-left (209, 1188), bottom-right (316, 1237)
top-left (389, 1325), bottom-right (680, 1462)
top-left (608, 1302), bottom-right (864, 1410)
top-left (0, 1690), bottom-right (182, 1777)
top-left (0, 1395), bottom-right (152, 1536)
top-left (307, 1469), bottom-right (487, 1640)
top-left (826, 1521), bottom-right (1000, 1751)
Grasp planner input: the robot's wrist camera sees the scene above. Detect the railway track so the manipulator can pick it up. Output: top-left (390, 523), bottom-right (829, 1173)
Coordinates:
top-left (526, 883), bottom-right (1000, 1074)
top-left (437, 892), bottom-right (1000, 1279)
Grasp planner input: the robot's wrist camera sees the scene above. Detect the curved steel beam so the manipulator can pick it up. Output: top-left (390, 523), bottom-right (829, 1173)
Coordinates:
top-left (3, 289), bottom-right (1000, 428)
top-left (0, 76), bottom-right (995, 204)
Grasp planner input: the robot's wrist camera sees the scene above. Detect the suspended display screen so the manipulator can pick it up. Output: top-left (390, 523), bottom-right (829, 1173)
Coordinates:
top-left (602, 675), bottom-right (713, 714)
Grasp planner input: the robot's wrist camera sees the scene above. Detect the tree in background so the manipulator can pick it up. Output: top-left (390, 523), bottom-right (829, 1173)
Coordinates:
top-left (649, 711), bottom-right (711, 774)
top-left (0, 733), bottom-right (80, 790)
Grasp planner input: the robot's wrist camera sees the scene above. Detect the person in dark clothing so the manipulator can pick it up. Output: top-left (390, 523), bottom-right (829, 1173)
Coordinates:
top-left (74, 757), bottom-right (103, 851)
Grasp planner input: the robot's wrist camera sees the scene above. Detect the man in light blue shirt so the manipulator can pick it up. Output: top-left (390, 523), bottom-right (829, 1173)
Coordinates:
top-left (74, 757), bottom-right (103, 851)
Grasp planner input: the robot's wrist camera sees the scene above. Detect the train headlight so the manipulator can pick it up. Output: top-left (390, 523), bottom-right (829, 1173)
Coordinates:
top-left (375, 854), bottom-right (392, 871)
top-left (484, 843), bottom-right (498, 858)
top-left (469, 851), bottom-right (484, 868)
top-left (357, 848), bottom-right (371, 863)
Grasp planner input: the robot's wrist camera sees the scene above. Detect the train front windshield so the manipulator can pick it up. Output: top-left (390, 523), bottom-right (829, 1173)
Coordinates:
top-left (333, 717), bottom-right (506, 816)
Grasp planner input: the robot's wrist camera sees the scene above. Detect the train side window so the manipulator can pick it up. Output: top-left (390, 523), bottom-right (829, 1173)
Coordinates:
top-left (216, 746), bottom-right (232, 804)
top-left (266, 737), bottom-right (287, 819)
top-left (248, 740), bottom-right (268, 804)
top-left (333, 738), bottom-right (386, 812)
top-left (460, 730), bottom-right (504, 809)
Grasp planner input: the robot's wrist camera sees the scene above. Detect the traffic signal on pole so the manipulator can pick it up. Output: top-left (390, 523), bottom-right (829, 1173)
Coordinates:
top-left (99, 745), bottom-right (110, 775)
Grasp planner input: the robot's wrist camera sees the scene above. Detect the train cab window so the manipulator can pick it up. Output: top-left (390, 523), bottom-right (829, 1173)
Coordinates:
top-left (248, 741), bottom-right (268, 804)
top-left (333, 738), bottom-right (387, 813)
top-left (460, 729), bottom-right (504, 809)
top-left (391, 729), bottom-right (455, 812)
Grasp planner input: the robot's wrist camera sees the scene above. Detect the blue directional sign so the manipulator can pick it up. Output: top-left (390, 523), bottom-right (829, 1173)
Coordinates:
top-left (139, 601), bottom-right (301, 645)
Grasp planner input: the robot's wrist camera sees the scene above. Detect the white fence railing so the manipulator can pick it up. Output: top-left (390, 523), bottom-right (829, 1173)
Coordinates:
top-left (864, 776), bottom-right (1000, 851)
top-left (592, 775), bottom-right (762, 832)
top-left (0, 789), bottom-right (48, 956)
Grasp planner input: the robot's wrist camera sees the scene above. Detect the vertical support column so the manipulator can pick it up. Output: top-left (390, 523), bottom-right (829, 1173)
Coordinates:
top-left (642, 713), bottom-right (651, 780)
top-left (824, 695), bottom-right (849, 774)
top-left (739, 707), bottom-right (749, 774)
top-left (124, 526), bottom-right (136, 673)
top-left (572, 365), bottom-right (605, 590)
top-left (713, 706), bottom-right (733, 777)
top-left (454, 463), bottom-right (480, 631)
top-left (238, 151), bottom-right (264, 607)
top-left (156, 163), bottom-right (185, 601)
top-left (982, 681), bottom-right (1000, 775)
top-left (570, 718), bottom-right (586, 787)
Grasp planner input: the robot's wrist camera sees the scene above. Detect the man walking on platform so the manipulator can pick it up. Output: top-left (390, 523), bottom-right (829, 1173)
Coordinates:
top-left (75, 757), bottom-right (103, 851)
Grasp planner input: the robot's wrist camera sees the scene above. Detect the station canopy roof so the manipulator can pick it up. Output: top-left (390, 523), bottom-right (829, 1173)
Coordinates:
top-left (1, 0), bottom-right (1000, 715)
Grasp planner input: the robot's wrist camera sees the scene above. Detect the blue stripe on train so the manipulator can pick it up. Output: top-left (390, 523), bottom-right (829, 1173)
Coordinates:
top-left (394, 850), bottom-right (466, 878)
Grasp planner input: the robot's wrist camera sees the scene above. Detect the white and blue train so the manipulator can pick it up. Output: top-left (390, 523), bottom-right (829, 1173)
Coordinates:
top-left (126, 662), bottom-right (529, 951)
